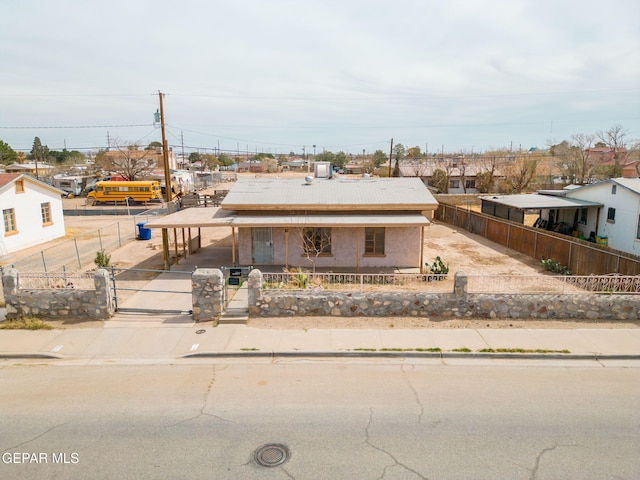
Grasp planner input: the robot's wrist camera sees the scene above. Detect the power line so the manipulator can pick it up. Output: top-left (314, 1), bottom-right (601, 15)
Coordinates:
top-left (0, 124), bottom-right (154, 129)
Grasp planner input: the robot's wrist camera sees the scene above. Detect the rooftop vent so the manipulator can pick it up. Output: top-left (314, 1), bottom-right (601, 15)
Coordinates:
top-left (305, 175), bottom-right (314, 185)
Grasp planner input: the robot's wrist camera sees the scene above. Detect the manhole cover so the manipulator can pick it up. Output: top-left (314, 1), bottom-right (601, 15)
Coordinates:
top-left (254, 443), bottom-right (289, 467)
top-left (195, 329), bottom-right (206, 335)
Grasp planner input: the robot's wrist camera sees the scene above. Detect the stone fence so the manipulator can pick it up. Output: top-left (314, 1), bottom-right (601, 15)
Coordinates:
top-left (3, 267), bottom-right (639, 322)
top-left (1, 268), bottom-right (114, 320)
top-left (247, 269), bottom-right (640, 321)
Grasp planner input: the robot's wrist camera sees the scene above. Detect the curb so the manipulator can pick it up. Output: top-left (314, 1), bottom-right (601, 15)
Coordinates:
top-left (0, 352), bottom-right (63, 360)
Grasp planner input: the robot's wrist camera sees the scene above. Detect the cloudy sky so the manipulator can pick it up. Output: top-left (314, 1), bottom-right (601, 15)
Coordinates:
top-left (1, 0), bottom-right (639, 157)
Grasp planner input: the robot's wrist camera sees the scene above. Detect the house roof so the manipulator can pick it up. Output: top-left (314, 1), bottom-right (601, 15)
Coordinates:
top-left (143, 207), bottom-right (430, 229)
top-left (565, 177), bottom-right (640, 196)
top-left (221, 177), bottom-right (438, 211)
top-left (480, 193), bottom-right (603, 210)
top-left (0, 173), bottom-right (65, 196)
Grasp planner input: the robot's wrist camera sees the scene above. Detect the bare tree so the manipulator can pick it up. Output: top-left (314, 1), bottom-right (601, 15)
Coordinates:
top-left (597, 124), bottom-right (629, 177)
top-left (551, 134), bottom-right (595, 185)
top-left (502, 155), bottom-right (538, 193)
top-left (299, 227), bottom-right (332, 272)
top-left (97, 140), bottom-right (156, 180)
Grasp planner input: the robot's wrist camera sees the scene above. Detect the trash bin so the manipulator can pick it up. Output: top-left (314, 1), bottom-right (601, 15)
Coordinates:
top-left (137, 222), bottom-right (152, 240)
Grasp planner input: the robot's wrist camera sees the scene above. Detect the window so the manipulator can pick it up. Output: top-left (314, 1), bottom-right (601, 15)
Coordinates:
top-left (637, 214), bottom-right (640, 240)
top-left (449, 179), bottom-right (460, 189)
top-left (579, 208), bottom-right (588, 225)
top-left (14, 180), bottom-right (24, 194)
top-left (611, 184), bottom-right (617, 195)
top-left (3, 208), bottom-right (17, 235)
top-left (41, 202), bottom-right (52, 226)
top-left (365, 227), bottom-right (385, 255)
top-left (465, 179), bottom-right (476, 189)
top-left (302, 227), bottom-right (331, 255)
top-left (607, 207), bottom-right (616, 223)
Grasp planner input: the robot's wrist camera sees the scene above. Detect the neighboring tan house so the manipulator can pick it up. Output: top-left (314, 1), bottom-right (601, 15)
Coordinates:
top-left (102, 148), bottom-right (177, 172)
top-left (399, 160), bottom-right (506, 194)
top-left (0, 174), bottom-right (66, 256)
top-left (144, 176), bottom-right (439, 271)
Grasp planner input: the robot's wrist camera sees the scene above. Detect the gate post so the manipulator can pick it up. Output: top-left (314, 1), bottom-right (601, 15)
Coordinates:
top-left (192, 268), bottom-right (225, 322)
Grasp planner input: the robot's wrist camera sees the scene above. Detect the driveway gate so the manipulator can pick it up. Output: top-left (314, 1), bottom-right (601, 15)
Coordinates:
top-left (109, 267), bottom-right (194, 314)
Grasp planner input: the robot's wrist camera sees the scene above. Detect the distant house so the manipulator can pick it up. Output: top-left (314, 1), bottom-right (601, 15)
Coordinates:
top-left (102, 148), bottom-right (177, 171)
top-left (399, 160), bottom-right (505, 193)
top-left (4, 163), bottom-right (55, 178)
top-left (0, 174), bottom-right (66, 256)
top-left (587, 147), bottom-right (637, 178)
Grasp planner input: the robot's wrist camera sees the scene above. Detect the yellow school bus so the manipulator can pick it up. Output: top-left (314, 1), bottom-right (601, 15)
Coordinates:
top-left (86, 181), bottom-right (163, 205)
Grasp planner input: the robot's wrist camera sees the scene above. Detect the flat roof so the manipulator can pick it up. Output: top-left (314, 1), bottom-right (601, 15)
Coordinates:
top-left (221, 176), bottom-right (438, 211)
top-left (480, 193), bottom-right (603, 210)
top-left (143, 207), bottom-right (430, 229)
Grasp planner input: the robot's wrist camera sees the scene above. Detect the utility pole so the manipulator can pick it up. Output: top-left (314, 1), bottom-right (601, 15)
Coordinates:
top-left (387, 138), bottom-right (393, 177)
top-left (158, 90), bottom-right (172, 270)
top-left (180, 131), bottom-right (185, 166)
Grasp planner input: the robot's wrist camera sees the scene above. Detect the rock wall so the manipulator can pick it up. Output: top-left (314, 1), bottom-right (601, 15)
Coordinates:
top-left (2, 268), bottom-right (114, 320)
top-left (247, 269), bottom-right (640, 320)
top-left (191, 268), bottom-right (225, 322)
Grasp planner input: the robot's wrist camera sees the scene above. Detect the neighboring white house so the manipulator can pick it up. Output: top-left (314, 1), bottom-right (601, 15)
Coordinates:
top-left (565, 178), bottom-right (640, 256)
top-left (0, 173), bottom-right (66, 256)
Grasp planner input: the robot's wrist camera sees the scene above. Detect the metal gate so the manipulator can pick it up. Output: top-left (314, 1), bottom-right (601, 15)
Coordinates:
top-left (109, 267), bottom-right (194, 314)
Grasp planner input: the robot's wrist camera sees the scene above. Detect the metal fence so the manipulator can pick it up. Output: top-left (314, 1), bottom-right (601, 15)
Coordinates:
top-left (261, 272), bottom-right (640, 295)
top-left (467, 274), bottom-right (640, 294)
top-left (262, 272), bottom-right (453, 293)
top-left (2, 218), bottom-right (141, 273)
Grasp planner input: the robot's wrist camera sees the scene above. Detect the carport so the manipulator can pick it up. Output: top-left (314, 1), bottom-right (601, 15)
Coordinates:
top-left (480, 193), bottom-right (603, 236)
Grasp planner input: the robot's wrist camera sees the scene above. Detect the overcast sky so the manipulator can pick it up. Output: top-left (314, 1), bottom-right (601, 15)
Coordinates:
top-left (1, 0), bottom-right (639, 157)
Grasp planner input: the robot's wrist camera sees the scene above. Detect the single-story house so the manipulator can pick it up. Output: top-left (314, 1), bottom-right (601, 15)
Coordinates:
top-left (564, 178), bottom-right (640, 255)
top-left (144, 176), bottom-right (439, 271)
top-left (480, 178), bottom-right (640, 255)
top-left (400, 160), bottom-right (506, 194)
top-left (0, 173), bottom-right (66, 256)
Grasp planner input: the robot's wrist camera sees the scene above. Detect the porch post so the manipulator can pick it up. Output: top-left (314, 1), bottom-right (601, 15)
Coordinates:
top-left (420, 225), bottom-right (425, 273)
top-left (231, 227), bottom-right (237, 265)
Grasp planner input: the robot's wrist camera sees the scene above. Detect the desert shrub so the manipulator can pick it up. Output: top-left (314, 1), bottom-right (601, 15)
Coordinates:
top-left (541, 258), bottom-right (572, 275)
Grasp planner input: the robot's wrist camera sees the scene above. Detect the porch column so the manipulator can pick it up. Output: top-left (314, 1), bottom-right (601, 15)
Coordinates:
top-left (420, 225), bottom-right (425, 273)
top-left (231, 227), bottom-right (236, 265)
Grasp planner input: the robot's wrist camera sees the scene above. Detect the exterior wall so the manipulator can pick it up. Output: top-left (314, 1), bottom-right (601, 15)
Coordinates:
top-left (238, 226), bottom-right (423, 269)
top-left (568, 183), bottom-right (640, 255)
top-left (247, 270), bottom-right (639, 320)
top-left (0, 180), bottom-right (65, 254)
top-left (2, 268), bottom-right (114, 320)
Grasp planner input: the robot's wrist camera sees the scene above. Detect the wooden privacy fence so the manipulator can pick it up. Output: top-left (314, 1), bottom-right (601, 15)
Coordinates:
top-left (435, 204), bottom-right (640, 275)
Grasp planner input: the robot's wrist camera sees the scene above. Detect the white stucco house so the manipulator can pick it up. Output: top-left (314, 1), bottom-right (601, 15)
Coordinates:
top-left (0, 173), bottom-right (66, 256)
top-left (564, 178), bottom-right (640, 255)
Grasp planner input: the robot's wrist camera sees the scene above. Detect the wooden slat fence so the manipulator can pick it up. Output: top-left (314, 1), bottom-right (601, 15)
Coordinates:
top-left (435, 204), bottom-right (640, 275)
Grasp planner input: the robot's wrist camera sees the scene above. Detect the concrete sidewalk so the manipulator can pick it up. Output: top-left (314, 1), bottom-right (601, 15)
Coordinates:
top-left (1, 321), bottom-right (639, 363)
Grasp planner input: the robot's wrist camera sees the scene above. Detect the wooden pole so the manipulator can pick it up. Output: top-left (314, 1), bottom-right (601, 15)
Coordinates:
top-left (159, 91), bottom-right (172, 270)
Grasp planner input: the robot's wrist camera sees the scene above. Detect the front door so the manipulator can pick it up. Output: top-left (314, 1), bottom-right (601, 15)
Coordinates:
top-left (252, 227), bottom-right (273, 264)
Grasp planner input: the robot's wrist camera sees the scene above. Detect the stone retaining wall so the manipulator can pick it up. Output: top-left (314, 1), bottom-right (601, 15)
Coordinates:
top-left (247, 269), bottom-right (640, 320)
top-left (2, 268), bottom-right (114, 320)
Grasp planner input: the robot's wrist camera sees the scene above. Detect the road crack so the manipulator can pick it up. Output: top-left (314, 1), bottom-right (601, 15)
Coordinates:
top-left (1, 421), bottom-right (69, 453)
top-left (527, 444), bottom-right (578, 480)
top-left (165, 365), bottom-right (234, 427)
top-left (364, 408), bottom-right (429, 480)
top-left (401, 365), bottom-right (425, 424)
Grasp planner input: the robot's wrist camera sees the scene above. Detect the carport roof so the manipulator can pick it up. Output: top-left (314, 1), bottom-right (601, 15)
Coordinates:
top-left (480, 193), bottom-right (602, 210)
top-left (143, 207), bottom-right (431, 228)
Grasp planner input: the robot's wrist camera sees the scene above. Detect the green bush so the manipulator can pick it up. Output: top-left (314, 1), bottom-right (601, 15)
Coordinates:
top-left (426, 256), bottom-right (449, 280)
top-left (541, 258), bottom-right (572, 275)
top-left (94, 250), bottom-right (111, 268)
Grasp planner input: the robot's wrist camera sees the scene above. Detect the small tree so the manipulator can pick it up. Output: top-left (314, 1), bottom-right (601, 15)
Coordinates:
top-left (299, 227), bottom-right (331, 272)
